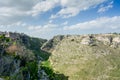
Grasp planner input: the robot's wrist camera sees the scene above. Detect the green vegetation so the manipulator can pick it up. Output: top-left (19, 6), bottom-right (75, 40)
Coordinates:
top-left (21, 61), bottom-right (38, 80)
top-left (0, 34), bottom-right (11, 42)
top-left (0, 34), bottom-right (5, 39)
top-left (43, 34), bottom-right (120, 80)
top-left (41, 61), bottom-right (54, 79)
top-left (0, 32), bottom-right (68, 80)
top-left (0, 76), bottom-right (10, 80)
top-left (41, 61), bottom-right (68, 80)
top-left (1, 32), bottom-right (120, 80)
top-left (0, 32), bottom-right (47, 80)
top-left (27, 61), bottom-right (38, 80)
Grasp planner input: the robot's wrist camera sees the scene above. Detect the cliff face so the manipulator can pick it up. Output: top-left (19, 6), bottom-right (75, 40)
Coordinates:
top-left (1, 32), bottom-right (120, 80)
top-left (41, 35), bottom-right (65, 52)
top-left (0, 32), bottom-right (68, 80)
top-left (42, 33), bottom-right (120, 51)
top-left (42, 33), bottom-right (120, 80)
top-left (0, 32), bottom-right (49, 80)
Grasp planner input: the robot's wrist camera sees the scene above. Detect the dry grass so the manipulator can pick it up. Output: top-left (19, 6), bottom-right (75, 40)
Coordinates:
top-left (48, 35), bottom-right (120, 80)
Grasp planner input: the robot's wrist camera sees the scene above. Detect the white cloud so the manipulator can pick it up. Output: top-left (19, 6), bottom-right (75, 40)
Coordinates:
top-left (51, 0), bottom-right (108, 18)
top-left (0, 22), bottom-right (27, 28)
top-left (56, 7), bottom-right (80, 18)
top-left (63, 16), bottom-right (120, 30)
top-left (0, 0), bottom-right (59, 25)
top-left (62, 21), bottom-right (68, 25)
top-left (28, 23), bottom-right (58, 33)
top-left (0, 0), bottom-right (109, 25)
top-left (27, 23), bottom-right (60, 39)
top-left (30, 0), bottom-right (59, 16)
top-left (0, 0), bottom-right (38, 25)
top-left (49, 20), bottom-right (53, 23)
top-left (27, 16), bottom-right (120, 39)
top-left (0, 21), bottom-right (28, 33)
top-left (98, 1), bottom-right (113, 13)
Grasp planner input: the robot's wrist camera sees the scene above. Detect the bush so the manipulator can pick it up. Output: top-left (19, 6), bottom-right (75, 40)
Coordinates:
top-left (41, 61), bottom-right (55, 79)
top-left (26, 61), bottom-right (38, 80)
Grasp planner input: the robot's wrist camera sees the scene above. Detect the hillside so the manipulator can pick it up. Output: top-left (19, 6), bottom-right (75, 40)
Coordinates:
top-left (0, 32), bottom-right (67, 80)
top-left (42, 33), bottom-right (120, 80)
top-left (0, 32), bottom-right (120, 80)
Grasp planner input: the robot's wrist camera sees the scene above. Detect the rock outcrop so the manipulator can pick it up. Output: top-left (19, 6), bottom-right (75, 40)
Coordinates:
top-left (41, 35), bottom-right (65, 52)
top-left (0, 32), bottom-right (49, 80)
top-left (42, 33), bottom-right (120, 80)
top-left (0, 31), bottom-right (68, 80)
top-left (1, 32), bottom-right (120, 80)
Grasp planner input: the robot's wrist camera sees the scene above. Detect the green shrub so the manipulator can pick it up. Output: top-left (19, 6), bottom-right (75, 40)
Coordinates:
top-left (41, 61), bottom-right (55, 79)
top-left (26, 61), bottom-right (38, 80)
top-left (5, 38), bottom-right (11, 42)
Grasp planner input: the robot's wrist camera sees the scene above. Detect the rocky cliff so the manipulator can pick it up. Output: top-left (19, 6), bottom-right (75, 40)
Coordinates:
top-left (0, 32), bottom-right (49, 80)
top-left (0, 32), bottom-right (68, 80)
top-left (1, 32), bottom-right (120, 80)
top-left (42, 33), bottom-right (120, 80)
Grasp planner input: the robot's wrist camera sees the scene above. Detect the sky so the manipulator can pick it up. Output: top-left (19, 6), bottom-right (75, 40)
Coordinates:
top-left (0, 0), bottom-right (120, 39)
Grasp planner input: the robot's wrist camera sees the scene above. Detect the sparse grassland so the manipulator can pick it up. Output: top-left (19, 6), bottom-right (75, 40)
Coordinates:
top-left (48, 34), bottom-right (120, 80)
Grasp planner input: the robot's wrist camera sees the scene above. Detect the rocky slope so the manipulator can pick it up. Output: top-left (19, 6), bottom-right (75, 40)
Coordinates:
top-left (0, 32), bottom-right (49, 80)
top-left (0, 32), bottom-right (120, 80)
top-left (42, 33), bottom-right (120, 80)
top-left (0, 32), bottom-right (67, 80)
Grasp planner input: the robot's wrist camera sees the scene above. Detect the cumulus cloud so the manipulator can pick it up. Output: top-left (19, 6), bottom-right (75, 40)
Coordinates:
top-left (63, 16), bottom-right (120, 30)
top-left (0, 0), bottom-right (109, 25)
top-left (98, 1), bottom-right (113, 13)
top-left (62, 21), bottom-right (68, 25)
top-left (0, 21), bottom-right (28, 33)
top-left (30, 0), bottom-right (59, 16)
top-left (0, 0), bottom-right (59, 25)
top-left (0, 0), bottom-right (38, 25)
top-left (27, 16), bottom-right (120, 39)
top-left (27, 23), bottom-right (65, 39)
top-left (51, 0), bottom-right (108, 18)
top-left (48, 20), bottom-right (53, 23)
top-left (28, 23), bottom-right (58, 33)
top-left (0, 0), bottom-right (118, 39)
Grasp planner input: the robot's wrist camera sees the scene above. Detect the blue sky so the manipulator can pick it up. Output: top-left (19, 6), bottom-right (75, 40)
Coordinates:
top-left (0, 0), bottom-right (120, 39)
